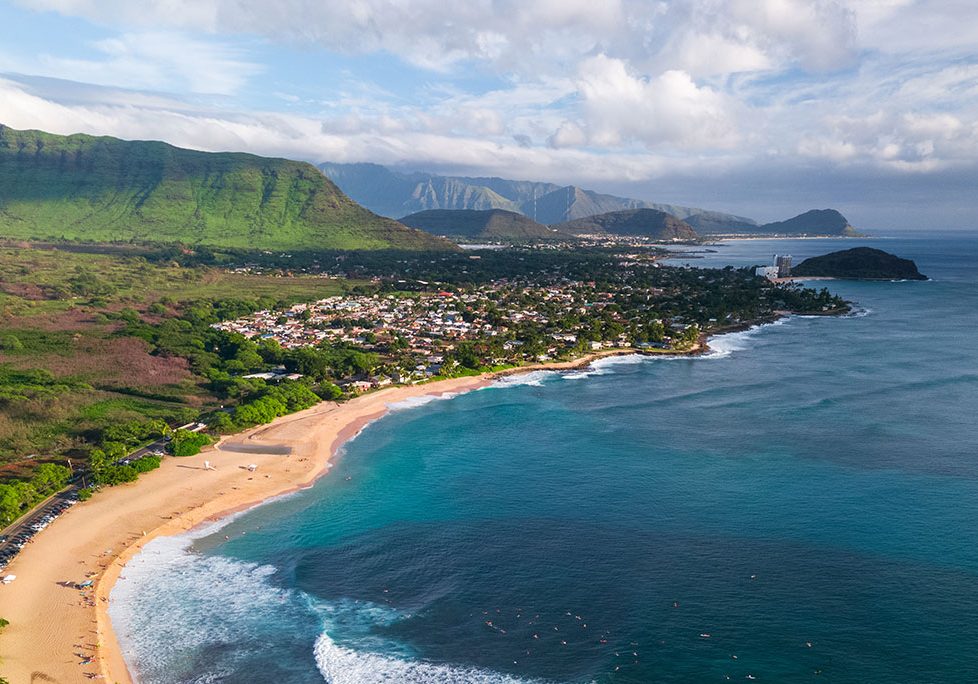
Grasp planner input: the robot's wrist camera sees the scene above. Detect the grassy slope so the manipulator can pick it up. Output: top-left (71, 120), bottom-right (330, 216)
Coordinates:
top-left (0, 126), bottom-right (451, 251)
top-left (0, 246), bottom-right (358, 464)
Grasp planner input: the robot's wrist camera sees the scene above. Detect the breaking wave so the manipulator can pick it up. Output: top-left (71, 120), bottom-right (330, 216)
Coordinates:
top-left (386, 392), bottom-right (460, 412)
top-left (312, 600), bottom-right (546, 684)
top-left (314, 632), bottom-right (543, 684)
top-left (702, 319), bottom-right (786, 359)
top-left (485, 371), bottom-right (551, 389)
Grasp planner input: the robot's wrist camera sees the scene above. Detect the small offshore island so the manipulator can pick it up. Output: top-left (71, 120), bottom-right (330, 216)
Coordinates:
top-left (792, 247), bottom-right (928, 280)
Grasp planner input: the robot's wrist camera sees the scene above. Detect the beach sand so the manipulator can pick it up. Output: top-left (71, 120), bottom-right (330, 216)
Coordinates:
top-left (0, 349), bottom-right (656, 684)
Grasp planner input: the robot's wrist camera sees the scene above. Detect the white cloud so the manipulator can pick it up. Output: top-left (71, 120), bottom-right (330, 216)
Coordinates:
top-left (0, 75), bottom-right (709, 185)
top-left (18, 0), bottom-right (622, 74)
top-left (572, 55), bottom-right (740, 149)
top-left (4, 29), bottom-right (260, 95)
top-left (8, 0), bottom-right (978, 229)
top-left (725, 0), bottom-right (857, 72)
top-left (548, 121), bottom-right (587, 148)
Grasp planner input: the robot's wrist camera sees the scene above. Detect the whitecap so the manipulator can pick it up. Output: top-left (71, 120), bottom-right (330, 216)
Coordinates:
top-left (560, 370), bottom-right (601, 380)
top-left (386, 392), bottom-right (459, 412)
top-left (560, 354), bottom-right (647, 379)
top-left (701, 319), bottom-right (785, 359)
top-left (315, 631), bottom-right (544, 684)
top-left (587, 354), bottom-right (646, 370)
top-left (844, 306), bottom-right (872, 318)
top-left (483, 371), bottom-right (551, 389)
top-left (109, 530), bottom-right (295, 681)
top-left (306, 596), bottom-right (550, 684)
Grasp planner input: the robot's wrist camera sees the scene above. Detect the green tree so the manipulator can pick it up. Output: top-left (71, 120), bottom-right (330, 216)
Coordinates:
top-left (168, 429), bottom-right (212, 457)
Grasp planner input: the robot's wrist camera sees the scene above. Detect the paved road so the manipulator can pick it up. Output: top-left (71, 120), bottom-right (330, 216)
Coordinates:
top-left (0, 489), bottom-right (78, 568)
top-left (0, 436), bottom-right (171, 569)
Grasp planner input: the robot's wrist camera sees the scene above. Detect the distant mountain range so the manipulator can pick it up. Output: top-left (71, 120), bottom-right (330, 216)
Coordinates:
top-left (399, 207), bottom-right (701, 242)
top-left (399, 209), bottom-right (560, 241)
top-left (752, 209), bottom-right (861, 237)
top-left (0, 126), bottom-right (452, 251)
top-left (319, 162), bottom-right (758, 229)
top-left (319, 162), bottom-right (860, 237)
top-left (554, 209), bottom-right (697, 241)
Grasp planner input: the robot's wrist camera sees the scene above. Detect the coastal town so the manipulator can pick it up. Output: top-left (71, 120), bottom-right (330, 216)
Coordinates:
top-left (209, 257), bottom-right (846, 394)
top-left (213, 285), bottom-right (689, 389)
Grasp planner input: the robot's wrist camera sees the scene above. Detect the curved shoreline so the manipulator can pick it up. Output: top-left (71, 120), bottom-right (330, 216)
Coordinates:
top-left (0, 347), bottom-right (679, 684)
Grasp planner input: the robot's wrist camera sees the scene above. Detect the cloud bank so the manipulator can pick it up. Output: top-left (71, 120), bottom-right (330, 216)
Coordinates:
top-left (4, 0), bottom-right (978, 228)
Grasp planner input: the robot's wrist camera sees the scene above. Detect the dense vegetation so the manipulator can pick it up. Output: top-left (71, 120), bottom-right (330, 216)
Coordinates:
top-left (167, 430), bottom-right (212, 457)
top-left (792, 247), bottom-right (926, 280)
top-left (0, 126), bottom-right (452, 251)
top-left (0, 462), bottom-right (71, 525)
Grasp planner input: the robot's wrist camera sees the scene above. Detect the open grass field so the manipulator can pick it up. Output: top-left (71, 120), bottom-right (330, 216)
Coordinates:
top-left (0, 245), bottom-right (352, 317)
top-left (0, 244), bottom-right (360, 469)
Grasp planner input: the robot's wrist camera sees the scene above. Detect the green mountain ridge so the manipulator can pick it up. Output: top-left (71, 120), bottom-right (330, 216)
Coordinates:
top-left (0, 126), bottom-right (452, 251)
top-left (399, 209), bottom-right (560, 240)
top-left (553, 208), bottom-right (698, 240)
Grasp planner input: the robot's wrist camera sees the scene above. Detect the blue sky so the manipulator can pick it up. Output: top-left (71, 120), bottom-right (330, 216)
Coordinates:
top-left (2, 0), bottom-right (978, 229)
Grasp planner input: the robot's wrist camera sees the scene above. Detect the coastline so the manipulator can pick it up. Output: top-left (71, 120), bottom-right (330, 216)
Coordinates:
top-left (0, 347), bottom-right (674, 684)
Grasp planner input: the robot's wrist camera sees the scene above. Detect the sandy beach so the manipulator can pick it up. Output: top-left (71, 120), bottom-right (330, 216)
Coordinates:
top-left (0, 349), bottom-right (655, 684)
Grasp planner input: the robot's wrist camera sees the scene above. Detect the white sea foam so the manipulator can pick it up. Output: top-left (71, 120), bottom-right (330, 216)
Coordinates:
top-left (309, 597), bottom-right (547, 683)
top-left (314, 631), bottom-right (540, 684)
top-left (560, 354), bottom-right (646, 379)
top-left (109, 529), bottom-right (293, 682)
top-left (386, 392), bottom-right (459, 412)
top-left (702, 319), bottom-right (786, 359)
top-left (587, 353), bottom-right (646, 370)
top-left (560, 370), bottom-right (601, 380)
top-left (114, 524), bottom-right (546, 684)
top-left (484, 371), bottom-right (551, 389)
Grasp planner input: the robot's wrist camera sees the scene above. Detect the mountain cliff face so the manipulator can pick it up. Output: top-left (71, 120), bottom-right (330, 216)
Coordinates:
top-left (553, 209), bottom-right (698, 240)
top-left (318, 162), bottom-right (754, 227)
top-left (791, 247), bottom-right (926, 280)
top-left (399, 209), bottom-right (559, 240)
top-left (755, 209), bottom-right (860, 236)
top-left (0, 127), bottom-right (452, 251)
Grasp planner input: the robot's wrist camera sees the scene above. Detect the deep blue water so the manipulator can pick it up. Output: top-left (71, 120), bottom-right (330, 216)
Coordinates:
top-left (111, 234), bottom-right (978, 683)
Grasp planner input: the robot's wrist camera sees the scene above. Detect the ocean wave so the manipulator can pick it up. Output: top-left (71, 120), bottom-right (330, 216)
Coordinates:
top-left (484, 371), bottom-right (552, 389)
top-left (561, 354), bottom-right (647, 379)
top-left (109, 530), bottom-right (296, 682)
top-left (702, 319), bottom-right (785, 359)
top-left (308, 597), bottom-right (548, 684)
top-left (844, 306), bottom-right (872, 318)
top-left (386, 392), bottom-right (460, 412)
top-left (314, 631), bottom-right (541, 684)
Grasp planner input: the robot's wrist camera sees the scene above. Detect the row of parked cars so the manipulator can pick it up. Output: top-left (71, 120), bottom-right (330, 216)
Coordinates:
top-left (0, 494), bottom-right (78, 570)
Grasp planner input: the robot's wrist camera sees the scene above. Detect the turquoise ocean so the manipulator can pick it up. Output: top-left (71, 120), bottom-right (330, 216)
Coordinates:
top-left (110, 234), bottom-right (978, 683)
